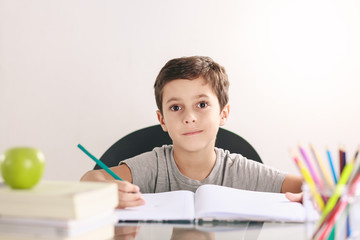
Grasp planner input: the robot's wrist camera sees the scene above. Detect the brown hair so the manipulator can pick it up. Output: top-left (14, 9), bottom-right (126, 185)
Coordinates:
top-left (154, 56), bottom-right (229, 114)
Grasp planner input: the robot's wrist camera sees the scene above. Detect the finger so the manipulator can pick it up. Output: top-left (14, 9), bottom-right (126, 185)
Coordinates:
top-left (116, 181), bottom-right (140, 193)
top-left (118, 191), bottom-right (143, 202)
top-left (285, 192), bottom-right (303, 203)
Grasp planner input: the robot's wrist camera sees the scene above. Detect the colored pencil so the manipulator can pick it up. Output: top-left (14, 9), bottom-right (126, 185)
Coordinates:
top-left (310, 144), bottom-right (334, 188)
top-left (348, 148), bottom-right (360, 183)
top-left (339, 147), bottom-right (345, 174)
top-left (317, 199), bottom-right (349, 240)
top-left (314, 172), bottom-right (360, 239)
top-left (77, 144), bottom-right (123, 181)
top-left (291, 150), bottom-right (325, 211)
top-left (299, 145), bottom-right (324, 189)
top-left (327, 148), bottom-right (338, 184)
top-left (319, 161), bottom-right (355, 224)
top-left (312, 196), bottom-right (342, 239)
top-left (303, 146), bottom-right (360, 240)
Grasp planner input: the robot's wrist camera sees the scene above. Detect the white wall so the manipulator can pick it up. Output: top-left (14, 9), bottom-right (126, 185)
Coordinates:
top-left (1, 0), bottom-right (359, 181)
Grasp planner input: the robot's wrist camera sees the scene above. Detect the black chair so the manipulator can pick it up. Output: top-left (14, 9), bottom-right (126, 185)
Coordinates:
top-left (95, 125), bottom-right (262, 169)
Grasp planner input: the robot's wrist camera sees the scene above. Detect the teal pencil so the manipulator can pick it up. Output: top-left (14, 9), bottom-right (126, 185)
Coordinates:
top-left (77, 144), bottom-right (123, 181)
top-left (327, 148), bottom-right (338, 184)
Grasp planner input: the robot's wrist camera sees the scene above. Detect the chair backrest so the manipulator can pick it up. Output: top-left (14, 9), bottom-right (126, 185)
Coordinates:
top-left (95, 125), bottom-right (262, 169)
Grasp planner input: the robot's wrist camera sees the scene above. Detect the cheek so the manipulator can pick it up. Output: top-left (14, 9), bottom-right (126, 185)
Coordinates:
top-left (204, 111), bottom-right (221, 123)
top-left (162, 114), bottom-right (177, 129)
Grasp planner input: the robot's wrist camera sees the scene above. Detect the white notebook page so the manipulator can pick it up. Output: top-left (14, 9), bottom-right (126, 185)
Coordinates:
top-left (116, 190), bottom-right (195, 221)
top-left (194, 185), bottom-right (308, 222)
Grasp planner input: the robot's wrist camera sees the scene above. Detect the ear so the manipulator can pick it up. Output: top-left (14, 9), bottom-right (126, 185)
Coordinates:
top-left (156, 110), bottom-right (168, 132)
top-left (219, 104), bottom-right (230, 126)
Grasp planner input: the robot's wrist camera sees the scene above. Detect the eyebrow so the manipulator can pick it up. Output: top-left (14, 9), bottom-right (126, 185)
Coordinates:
top-left (165, 94), bottom-right (210, 104)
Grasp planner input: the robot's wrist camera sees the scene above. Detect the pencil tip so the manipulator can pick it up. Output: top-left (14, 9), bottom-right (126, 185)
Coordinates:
top-left (290, 148), bottom-right (295, 156)
top-left (309, 143), bottom-right (315, 149)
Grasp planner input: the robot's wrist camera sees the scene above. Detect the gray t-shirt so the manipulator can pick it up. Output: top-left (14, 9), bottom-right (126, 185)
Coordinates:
top-left (121, 145), bottom-right (286, 193)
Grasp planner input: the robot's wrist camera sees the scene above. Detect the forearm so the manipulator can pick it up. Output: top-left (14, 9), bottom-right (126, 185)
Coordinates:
top-left (80, 169), bottom-right (107, 182)
top-left (281, 174), bottom-right (303, 193)
top-left (80, 164), bottom-right (133, 183)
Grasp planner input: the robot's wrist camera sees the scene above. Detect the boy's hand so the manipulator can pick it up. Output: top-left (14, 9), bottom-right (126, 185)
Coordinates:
top-left (115, 180), bottom-right (145, 209)
top-left (285, 192), bottom-right (303, 203)
top-left (80, 166), bottom-right (145, 208)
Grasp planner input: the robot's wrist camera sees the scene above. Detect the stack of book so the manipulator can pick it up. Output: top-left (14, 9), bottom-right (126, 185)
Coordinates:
top-left (0, 181), bottom-right (119, 240)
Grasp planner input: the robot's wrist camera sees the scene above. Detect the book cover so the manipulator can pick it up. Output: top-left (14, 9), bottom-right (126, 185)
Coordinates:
top-left (0, 209), bottom-right (117, 237)
top-left (0, 181), bottom-right (118, 220)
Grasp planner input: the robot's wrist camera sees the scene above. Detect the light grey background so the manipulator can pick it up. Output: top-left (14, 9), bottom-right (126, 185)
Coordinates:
top-left (1, 0), bottom-right (359, 181)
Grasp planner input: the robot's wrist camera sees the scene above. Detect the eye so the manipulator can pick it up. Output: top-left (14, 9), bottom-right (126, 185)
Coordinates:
top-left (170, 105), bottom-right (182, 111)
top-left (197, 102), bottom-right (208, 109)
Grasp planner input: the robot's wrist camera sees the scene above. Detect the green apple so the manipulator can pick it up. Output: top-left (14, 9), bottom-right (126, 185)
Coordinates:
top-left (0, 147), bottom-right (45, 189)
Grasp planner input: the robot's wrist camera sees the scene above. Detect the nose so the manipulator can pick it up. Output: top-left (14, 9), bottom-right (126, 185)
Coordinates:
top-left (183, 110), bottom-right (196, 124)
top-left (184, 119), bottom-right (195, 124)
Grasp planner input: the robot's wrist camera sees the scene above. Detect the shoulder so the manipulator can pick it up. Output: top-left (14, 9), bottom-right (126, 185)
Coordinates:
top-left (121, 145), bottom-right (173, 166)
top-left (120, 145), bottom-right (174, 193)
top-left (215, 148), bottom-right (286, 192)
top-left (215, 147), bottom-right (272, 177)
top-left (215, 147), bottom-right (259, 165)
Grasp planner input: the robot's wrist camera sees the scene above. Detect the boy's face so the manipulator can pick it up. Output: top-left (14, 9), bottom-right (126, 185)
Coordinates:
top-left (157, 77), bottom-right (229, 153)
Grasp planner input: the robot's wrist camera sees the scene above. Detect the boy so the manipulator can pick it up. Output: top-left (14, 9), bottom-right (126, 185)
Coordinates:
top-left (81, 56), bottom-right (303, 208)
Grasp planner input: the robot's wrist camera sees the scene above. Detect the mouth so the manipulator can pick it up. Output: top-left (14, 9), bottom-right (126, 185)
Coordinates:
top-left (182, 130), bottom-right (203, 136)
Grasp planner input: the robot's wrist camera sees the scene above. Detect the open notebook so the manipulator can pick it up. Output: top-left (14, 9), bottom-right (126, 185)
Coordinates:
top-left (117, 184), bottom-right (319, 223)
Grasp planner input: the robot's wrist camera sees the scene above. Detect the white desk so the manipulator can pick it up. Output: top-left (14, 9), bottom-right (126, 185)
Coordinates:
top-left (114, 222), bottom-right (311, 240)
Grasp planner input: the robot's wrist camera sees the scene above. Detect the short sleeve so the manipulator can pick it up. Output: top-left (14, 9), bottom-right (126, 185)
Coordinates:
top-left (243, 159), bottom-right (286, 192)
top-left (121, 151), bottom-right (158, 193)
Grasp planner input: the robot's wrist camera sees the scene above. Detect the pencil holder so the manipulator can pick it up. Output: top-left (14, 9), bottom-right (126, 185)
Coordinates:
top-left (302, 183), bottom-right (360, 240)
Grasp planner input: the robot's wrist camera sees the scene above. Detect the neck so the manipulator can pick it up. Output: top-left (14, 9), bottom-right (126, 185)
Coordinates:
top-left (173, 145), bottom-right (217, 181)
